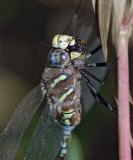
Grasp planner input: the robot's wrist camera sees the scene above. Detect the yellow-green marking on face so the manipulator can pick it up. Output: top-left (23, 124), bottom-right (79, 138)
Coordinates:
top-left (50, 75), bottom-right (67, 88)
top-left (59, 88), bottom-right (74, 102)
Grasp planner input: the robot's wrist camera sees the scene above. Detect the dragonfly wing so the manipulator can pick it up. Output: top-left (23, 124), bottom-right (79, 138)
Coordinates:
top-left (63, 0), bottom-right (105, 114)
top-left (24, 104), bottom-right (63, 160)
top-left (0, 85), bottom-right (44, 160)
top-left (62, 0), bottom-right (82, 36)
top-left (63, 0), bottom-right (98, 46)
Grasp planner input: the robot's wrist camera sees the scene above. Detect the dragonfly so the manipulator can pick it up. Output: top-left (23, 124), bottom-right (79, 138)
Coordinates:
top-left (0, 0), bottom-right (118, 160)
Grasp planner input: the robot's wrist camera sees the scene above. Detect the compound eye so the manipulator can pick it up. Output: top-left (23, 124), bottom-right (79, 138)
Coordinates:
top-left (49, 49), bottom-right (70, 67)
top-left (60, 52), bottom-right (67, 60)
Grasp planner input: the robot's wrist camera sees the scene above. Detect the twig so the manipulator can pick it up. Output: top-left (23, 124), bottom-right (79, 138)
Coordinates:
top-left (118, 16), bottom-right (132, 160)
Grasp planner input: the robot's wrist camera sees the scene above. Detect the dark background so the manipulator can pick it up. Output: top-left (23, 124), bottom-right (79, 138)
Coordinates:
top-left (0, 0), bottom-right (119, 159)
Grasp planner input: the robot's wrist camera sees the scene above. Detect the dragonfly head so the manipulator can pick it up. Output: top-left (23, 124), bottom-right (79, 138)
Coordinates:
top-left (49, 34), bottom-right (86, 67)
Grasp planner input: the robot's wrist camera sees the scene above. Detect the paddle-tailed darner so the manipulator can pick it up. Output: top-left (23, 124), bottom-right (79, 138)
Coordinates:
top-left (40, 34), bottom-right (117, 159)
top-left (0, 32), bottom-right (117, 159)
top-left (0, 0), bottom-right (118, 160)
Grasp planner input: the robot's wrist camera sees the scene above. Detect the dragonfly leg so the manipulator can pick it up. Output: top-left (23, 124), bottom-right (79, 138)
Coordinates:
top-left (85, 44), bottom-right (102, 58)
top-left (79, 58), bottom-right (118, 84)
top-left (80, 69), bottom-right (105, 84)
top-left (84, 62), bottom-right (106, 67)
top-left (80, 74), bottom-right (118, 113)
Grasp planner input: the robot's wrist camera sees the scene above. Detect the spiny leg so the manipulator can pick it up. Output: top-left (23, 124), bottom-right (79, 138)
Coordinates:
top-left (79, 58), bottom-right (118, 85)
top-left (74, 62), bottom-right (106, 68)
top-left (84, 62), bottom-right (106, 67)
top-left (80, 69), bottom-right (105, 84)
top-left (85, 44), bottom-right (102, 58)
top-left (80, 74), bottom-right (117, 113)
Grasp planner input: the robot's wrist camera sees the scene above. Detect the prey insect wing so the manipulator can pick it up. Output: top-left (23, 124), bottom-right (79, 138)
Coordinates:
top-left (0, 85), bottom-right (44, 160)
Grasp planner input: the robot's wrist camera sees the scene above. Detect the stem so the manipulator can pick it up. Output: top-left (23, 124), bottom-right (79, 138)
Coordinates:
top-left (118, 25), bottom-right (131, 160)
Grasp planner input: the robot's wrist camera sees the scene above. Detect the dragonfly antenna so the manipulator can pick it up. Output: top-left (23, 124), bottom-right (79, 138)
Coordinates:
top-left (41, 42), bottom-right (51, 48)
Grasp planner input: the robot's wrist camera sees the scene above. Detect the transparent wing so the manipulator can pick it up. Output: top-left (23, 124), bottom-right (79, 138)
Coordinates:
top-left (0, 1), bottom-right (106, 160)
top-left (23, 2), bottom-right (106, 160)
top-left (0, 85), bottom-right (44, 160)
top-left (24, 3), bottom-right (98, 158)
top-left (63, 0), bottom-right (99, 48)
top-left (62, 0), bottom-right (83, 36)
top-left (24, 104), bottom-right (63, 160)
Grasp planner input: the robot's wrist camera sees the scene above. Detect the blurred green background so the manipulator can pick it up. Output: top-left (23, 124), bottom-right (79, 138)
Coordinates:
top-left (0, 0), bottom-right (120, 159)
